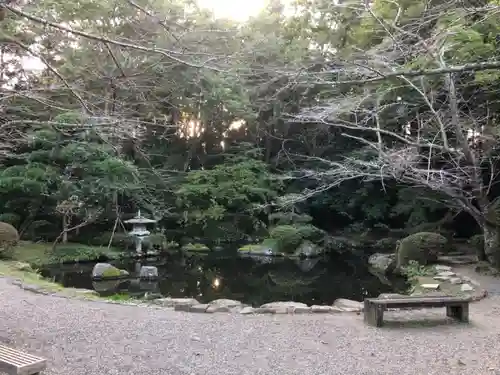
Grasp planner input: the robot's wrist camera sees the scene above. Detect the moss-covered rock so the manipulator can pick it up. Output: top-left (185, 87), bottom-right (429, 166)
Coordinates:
top-left (238, 239), bottom-right (279, 255)
top-left (396, 232), bottom-right (447, 268)
top-left (0, 222), bottom-right (19, 258)
top-left (92, 263), bottom-right (128, 280)
top-left (181, 243), bottom-right (210, 252)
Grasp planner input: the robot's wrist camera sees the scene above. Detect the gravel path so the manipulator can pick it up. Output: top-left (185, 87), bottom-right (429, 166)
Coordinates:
top-left (2, 278), bottom-right (500, 375)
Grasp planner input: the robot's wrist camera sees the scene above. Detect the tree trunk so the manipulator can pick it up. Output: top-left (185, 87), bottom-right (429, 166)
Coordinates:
top-left (62, 215), bottom-right (68, 244)
top-left (482, 223), bottom-right (497, 263)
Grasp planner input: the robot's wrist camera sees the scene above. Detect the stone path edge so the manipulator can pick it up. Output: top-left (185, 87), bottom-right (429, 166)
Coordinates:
top-left (3, 263), bottom-right (489, 316)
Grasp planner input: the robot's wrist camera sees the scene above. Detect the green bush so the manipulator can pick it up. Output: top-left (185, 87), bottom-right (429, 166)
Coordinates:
top-left (396, 232), bottom-right (447, 268)
top-left (47, 244), bottom-right (120, 263)
top-left (0, 221), bottom-right (19, 259)
top-left (468, 234), bottom-right (484, 254)
top-left (295, 224), bottom-right (325, 242)
top-left (269, 225), bottom-right (303, 253)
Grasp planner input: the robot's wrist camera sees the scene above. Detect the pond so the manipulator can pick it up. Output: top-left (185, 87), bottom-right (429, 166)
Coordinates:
top-left (40, 250), bottom-right (407, 306)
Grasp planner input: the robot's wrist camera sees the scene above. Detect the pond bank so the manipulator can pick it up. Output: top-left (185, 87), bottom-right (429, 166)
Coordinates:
top-left (3, 259), bottom-right (488, 317)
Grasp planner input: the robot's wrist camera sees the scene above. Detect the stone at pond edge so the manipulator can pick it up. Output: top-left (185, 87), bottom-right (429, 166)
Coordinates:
top-left (333, 298), bottom-right (363, 312)
top-left (92, 263), bottom-right (128, 280)
top-left (368, 253), bottom-right (395, 274)
top-left (239, 307), bottom-right (255, 315)
top-left (311, 305), bottom-right (335, 313)
top-left (188, 304), bottom-right (210, 313)
top-left (139, 266), bottom-right (158, 280)
top-left (293, 241), bottom-right (322, 258)
top-left (209, 299), bottom-right (242, 308)
top-left (260, 301), bottom-right (307, 309)
top-left (153, 297), bottom-right (199, 307)
top-left (206, 305), bottom-right (231, 313)
top-left (378, 293), bottom-right (405, 299)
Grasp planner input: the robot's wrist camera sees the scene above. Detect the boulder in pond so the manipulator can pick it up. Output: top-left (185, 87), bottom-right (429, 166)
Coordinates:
top-left (139, 266), bottom-right (158, 280)
top-left (293, 241), bottom-right (321, 258)
top-left (92, 263), bottom-right (129, 280)
top-left (368, 253), bottom-right (396, 274)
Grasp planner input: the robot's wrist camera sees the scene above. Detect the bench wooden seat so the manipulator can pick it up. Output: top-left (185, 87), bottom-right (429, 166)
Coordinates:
top-left (363, 295), bottom-right (472, 327)
top-left (0, 344), bottom-right (46, 375)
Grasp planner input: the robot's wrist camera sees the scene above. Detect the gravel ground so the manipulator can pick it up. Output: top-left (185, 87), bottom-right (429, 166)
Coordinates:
top-left (1, 278), bottom-right (500, 375)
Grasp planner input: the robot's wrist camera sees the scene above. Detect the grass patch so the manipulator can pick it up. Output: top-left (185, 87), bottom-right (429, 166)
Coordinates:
top-left (11, 241), bottom-right (123, 266)
top-left (0, 261), bottom-right (65, 292)
top-left (107, 293), bottom-right (134, 301)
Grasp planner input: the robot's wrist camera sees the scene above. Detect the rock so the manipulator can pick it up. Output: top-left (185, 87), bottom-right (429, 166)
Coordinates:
top-left (293, 307), bottom-right (312, 314)
top-left (209, 299), bottom-right (242, 308)
top-left (143, 292), bottom-right (163, 300)
top-left (378, 293), bottom-right (405, 299)
top-left (461, 283), bottom-right (474, 292)
top-left (449, 277), bottom-right (462, 285)
top-left (189, 304), bottom-right (209, 313)
top-left (462, 276), bottom-right (480, 286)
top-left (311, 305), bottom-right (334, 313)
top-left (239, 307), bottom-right (255, 315)
top-left (174, 304), bottom-right (192, 312)
top-left (368, 253), bottom-right (395, 274)
top-left (206, 305), bottom-right (231, 313)
top-left (333, 298), bottom-right (363, 312)
top-left (139, 266), bottom-right (158, 280)
top-left (92, 263), bottom-right (127, 280)
top-left (91, 280), bottom-right (122, 294)
top-left (153, 297), bottom-right (199, 307)
top-left (260, 301), bottom-right (307, 310)
top-left (437, 271), bottom-right (456, 277)
top-left (294, 258), bottom-right (320, 272)
top-left (293, 241), bottom-right (322, 258)
top-left (253, 307), bottom-right (276, 314)
top-left (433, 276), bottom-right (450, 281)
top-left (435, 265), bottom-right (452, 272)
top-left (421, 283), bottom-right (440, 290)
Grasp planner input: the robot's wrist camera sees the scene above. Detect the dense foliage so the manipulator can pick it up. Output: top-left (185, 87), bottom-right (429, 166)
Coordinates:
top-left (1, 0), bottom-right (500, 262)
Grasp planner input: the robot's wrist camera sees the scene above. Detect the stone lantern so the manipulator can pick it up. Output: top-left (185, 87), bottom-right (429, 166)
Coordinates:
top-left (124, 210), bottom-right (157, 255)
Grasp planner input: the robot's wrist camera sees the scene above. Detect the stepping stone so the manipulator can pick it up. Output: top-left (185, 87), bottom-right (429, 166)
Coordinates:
top-left (435, 265), bottom-right (452, 272)
top-left (421, 283), bottom-right (440, 290)
top-left (461, 283), bottom-right (474, 292)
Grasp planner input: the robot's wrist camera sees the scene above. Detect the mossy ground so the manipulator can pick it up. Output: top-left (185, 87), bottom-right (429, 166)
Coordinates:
top-left (11, 241), bottom-right (123, 266)
top-left (410, 275), bottom-right (473, 298)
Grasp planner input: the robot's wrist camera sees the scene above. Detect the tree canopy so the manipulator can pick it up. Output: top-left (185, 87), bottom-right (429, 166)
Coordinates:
top-left (1, 0), bottom-right (500, 261)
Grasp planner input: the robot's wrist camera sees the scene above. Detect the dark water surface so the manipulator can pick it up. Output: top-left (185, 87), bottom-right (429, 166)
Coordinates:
top-left (40, 251), bottom-right (406, 306)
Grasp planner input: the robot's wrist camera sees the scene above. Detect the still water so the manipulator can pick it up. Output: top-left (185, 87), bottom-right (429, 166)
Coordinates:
top-left (40, 251), bottom-right (406, 306)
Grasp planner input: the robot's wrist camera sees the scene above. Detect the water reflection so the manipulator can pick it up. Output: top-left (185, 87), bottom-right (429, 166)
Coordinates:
top-left (40, 251), bottom-right (407, 306)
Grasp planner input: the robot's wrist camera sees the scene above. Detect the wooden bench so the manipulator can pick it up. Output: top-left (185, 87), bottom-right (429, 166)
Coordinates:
top-left (0, 344), bottom-right (46, 375)
top-left (363, 296), bottom-right (471, 327)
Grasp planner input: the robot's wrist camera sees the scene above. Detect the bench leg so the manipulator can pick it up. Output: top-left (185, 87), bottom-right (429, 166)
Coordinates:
top-left (364, 301), bottom-right (384, 327)
top-left (446, 304), bottom-right (469, 322)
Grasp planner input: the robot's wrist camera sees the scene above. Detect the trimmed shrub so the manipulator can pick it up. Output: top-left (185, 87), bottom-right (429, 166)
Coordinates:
top-left (269, 225), bottom-right (303, 253)
top-left (0, 221), bottom-right (19, 258)
top-left (396, 232), bottom-right (447, 268)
